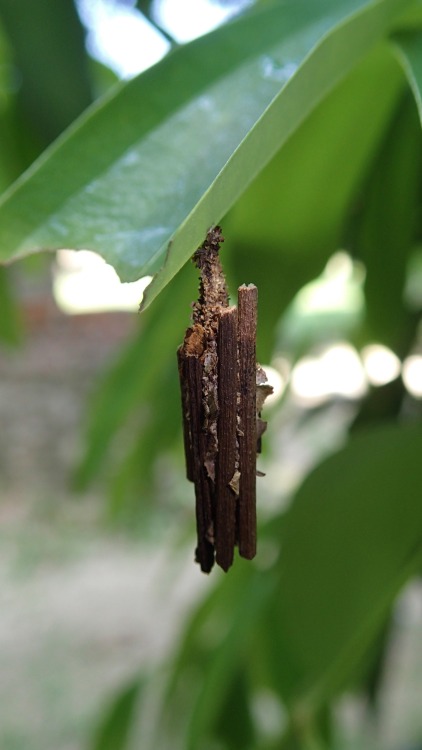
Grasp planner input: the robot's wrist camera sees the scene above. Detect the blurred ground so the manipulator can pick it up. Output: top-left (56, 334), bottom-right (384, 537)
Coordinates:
top-left (0, 288), bottom-right (134, 499)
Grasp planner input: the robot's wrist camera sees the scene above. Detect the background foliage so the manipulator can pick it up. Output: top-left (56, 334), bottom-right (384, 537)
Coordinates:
top-left (0, 0), bottom-right (422, 748)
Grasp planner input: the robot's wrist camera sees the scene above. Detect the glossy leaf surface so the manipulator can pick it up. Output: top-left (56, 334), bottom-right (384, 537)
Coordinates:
top-left (0, 0), bottom-right (410, 311)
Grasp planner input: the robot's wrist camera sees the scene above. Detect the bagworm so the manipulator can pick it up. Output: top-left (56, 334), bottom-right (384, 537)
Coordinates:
top-left (177, 227), bottom-right (272, 573)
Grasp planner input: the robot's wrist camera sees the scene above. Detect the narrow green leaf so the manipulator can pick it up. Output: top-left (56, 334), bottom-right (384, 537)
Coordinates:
top-left (275, 422), bottom-right (422, 711)
top-left (0, 0), bottom-right (410, 312)
top-left (154, 563), bottom-right (277, 750)
top-left (186, 571), bottom-right (276, 750)
top-left (352, 90), bottom-right (422, 351)
top-left (90, 677), bottom-right (142, 750)
top-left (392, 28), bottom-right (422, 119)
top-left (0, 267), bottom-right (22, 344)
top-left (214, 669), bottom-right (257, 750)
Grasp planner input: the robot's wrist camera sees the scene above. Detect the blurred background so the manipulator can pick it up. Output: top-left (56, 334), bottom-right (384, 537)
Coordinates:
top-left (0, 1), bottom-right (422, 749)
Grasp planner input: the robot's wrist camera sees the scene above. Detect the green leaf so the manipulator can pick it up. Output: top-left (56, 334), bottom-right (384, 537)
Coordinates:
top-left (0, 0), bottom-right (411, 311)
top-left (0, 0), bottom-right (92, 145)
top-left (186, 571), bottom-right (276, 750)
top-left (224, 43), bottom-right (403, 358)
top-left (0, 21), bottom-right (28, 185)
top-left (90, 677), bottom-right (142, 750)
top-left (393, 29), bottom-right (422, 123)
top-left (154, 563), bottom-right (278, 750)
top-left (0, 267), bottom-right (22, 344)
top-left (351, 90), bottom-right (422, 352)
top-left (275, 422), bottom-right (422, 714)
top-left (226, 44), bottom-right (403, 260)
top-left (214, 669), bottom-right (257, 750)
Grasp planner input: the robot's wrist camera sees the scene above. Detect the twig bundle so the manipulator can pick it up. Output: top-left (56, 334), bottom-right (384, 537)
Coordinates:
top-left (177, 227), bottom-right (272, 573)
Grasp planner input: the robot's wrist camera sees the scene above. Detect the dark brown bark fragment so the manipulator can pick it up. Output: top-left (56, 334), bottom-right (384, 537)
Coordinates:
top-left (180, 350), bottom-right (215, 573)
top-left (215, 307), bottom-right (238, 572)
top-left (177, 346), bottom-right (195, 483)
top-left (237, 284), bottom-right (258, 560)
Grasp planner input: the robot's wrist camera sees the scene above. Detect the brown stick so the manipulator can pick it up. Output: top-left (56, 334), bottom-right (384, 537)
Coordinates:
top-left (177, 347), bottom-right (195, 482)
top-left (215, 307), bottom-right (238, 572)
top-left (237, 285), bottom-right (258, 559)
top-left (182, 351), bottom-right (215, 573)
